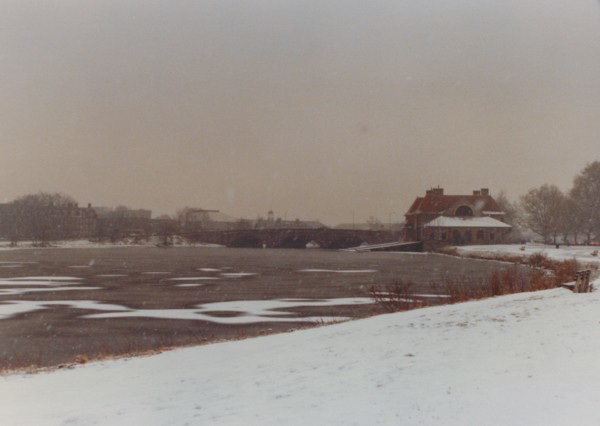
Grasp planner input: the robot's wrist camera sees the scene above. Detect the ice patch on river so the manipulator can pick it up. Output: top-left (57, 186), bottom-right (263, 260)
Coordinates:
top-left (168, 277), bottom-right (220, 281)
top-left (0, 286), bottom-right (100, 296)
top-left (86, 310), bottom-right (350, 324)
top-left (298, 269), bottom-right (377, 274)
top-left (220, 272), bottom-right (257, 278)
top-left (0, 300), bottom-right (129, 319)
top-left (0, 297), bottom-right (372, 324)
top-left (3, 276), bottom-right (82, 281)
top-left (0, 261), bottom-right (38, 268)
top-left (197, 268), bottom-right (221, 272)
top-left (83, 297), bottom-right (371, 323)
top-left (0, 278), bottom-right (79, 287)
top-left (197, 298), bottom-right (371, 315)
top-left (0, 274), bottom-right (95, 296)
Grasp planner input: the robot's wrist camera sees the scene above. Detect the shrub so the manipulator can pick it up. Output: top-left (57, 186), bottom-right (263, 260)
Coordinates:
top-left (371, 255), bottom-right (579, 312)
top-left (369, 280), bottom-right (431, 313)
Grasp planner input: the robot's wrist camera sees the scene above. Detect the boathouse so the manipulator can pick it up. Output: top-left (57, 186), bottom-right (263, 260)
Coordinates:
top-left (404, 187), bottom-right (511, 246)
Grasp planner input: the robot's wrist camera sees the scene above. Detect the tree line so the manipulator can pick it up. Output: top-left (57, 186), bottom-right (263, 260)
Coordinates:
top-left (0, 193), bottom-right (93, 245)
top-left (498, 161), bottom-right (600, 245)
top-left (2, 161), bottom-right (600, 246)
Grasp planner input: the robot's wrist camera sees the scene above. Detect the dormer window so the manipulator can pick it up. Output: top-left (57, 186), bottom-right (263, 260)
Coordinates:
top-left (455, 206), bottom-right (473, 217)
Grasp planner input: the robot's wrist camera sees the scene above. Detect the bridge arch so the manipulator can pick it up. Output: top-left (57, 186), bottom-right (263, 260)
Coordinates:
top-left (323, 235), bottom-right (365, 249)
top-left (278, 234), bottom-right (313, 249)
top-left (228, 234), bottom-right (264, 248)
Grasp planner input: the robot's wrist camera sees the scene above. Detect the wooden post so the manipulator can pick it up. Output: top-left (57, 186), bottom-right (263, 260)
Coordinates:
top-left (574, 270), bottom-right (592, 293)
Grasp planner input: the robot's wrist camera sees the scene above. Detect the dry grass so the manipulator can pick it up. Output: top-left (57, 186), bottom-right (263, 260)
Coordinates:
top-left (0, 317), bottom-right (354, 374)
top-left (369, 281), bottom-right (432, 313)
top-left (371, 252), bottom-right (583, 312)
top-left (438, 268), bottom-right (555, 304)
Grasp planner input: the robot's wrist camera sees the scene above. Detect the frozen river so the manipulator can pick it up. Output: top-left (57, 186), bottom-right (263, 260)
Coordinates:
top-left (0, 247), bottom-right (517, 368)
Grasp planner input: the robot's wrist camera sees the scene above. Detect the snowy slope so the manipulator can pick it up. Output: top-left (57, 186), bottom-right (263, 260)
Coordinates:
top-left (2, 283), bottom-right (600, 425)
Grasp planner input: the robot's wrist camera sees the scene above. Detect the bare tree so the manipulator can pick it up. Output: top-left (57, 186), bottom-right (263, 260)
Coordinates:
top-left (15, 192), bottom-right (76, 208)
top-left (520, 184), bottom-right (565, 244)
top-left (155, 215), bottom-right (178, 246)
top-left (568, 199), bottom-right (589, 245)
top-left (557, 196), bottom-right (578, 244)
top-left (495, 190), bottom-right (521, 226)
top-left (12, 192), bottom-right (78, 245)
top-left (570, 161), bottom-right (600, 244)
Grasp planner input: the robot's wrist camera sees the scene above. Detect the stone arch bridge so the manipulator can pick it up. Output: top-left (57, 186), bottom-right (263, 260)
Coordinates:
top-left (184, 228), bottom-right (399, 249)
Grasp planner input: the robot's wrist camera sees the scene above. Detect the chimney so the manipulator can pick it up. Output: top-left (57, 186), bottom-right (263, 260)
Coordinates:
top-left (426, 187), bottom-right (444, 196)
top-left (473, 190), bottom-right (481, 195)
top-left (481, 188), bottom-right (489, 196)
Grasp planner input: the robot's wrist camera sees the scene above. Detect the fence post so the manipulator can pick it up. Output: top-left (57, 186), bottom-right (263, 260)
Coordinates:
top-left (574, 270), bottom-right (592, 293)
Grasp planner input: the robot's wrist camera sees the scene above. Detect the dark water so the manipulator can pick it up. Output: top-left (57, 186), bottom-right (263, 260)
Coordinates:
top-left (0, 247), bottom-right (518, 368)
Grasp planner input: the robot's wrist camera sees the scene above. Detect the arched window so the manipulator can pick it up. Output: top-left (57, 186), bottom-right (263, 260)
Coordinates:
top-left (455, 206), bottom-right (473, 217)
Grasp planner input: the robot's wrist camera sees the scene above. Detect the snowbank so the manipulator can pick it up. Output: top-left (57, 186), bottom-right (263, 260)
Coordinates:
top-left (459, 243), bottom-right (600, 265)
top-left (2, 282), bottom-right (600, 425)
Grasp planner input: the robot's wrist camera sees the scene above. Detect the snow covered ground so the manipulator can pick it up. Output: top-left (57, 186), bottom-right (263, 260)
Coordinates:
top-left (2, 279), bottom-right (600, 425)
top-left (458, 243), bottom-right (600, 265)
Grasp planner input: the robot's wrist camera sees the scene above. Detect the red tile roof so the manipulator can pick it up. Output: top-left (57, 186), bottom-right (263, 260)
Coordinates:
top-left (406, 194), bottom-right (502, 215)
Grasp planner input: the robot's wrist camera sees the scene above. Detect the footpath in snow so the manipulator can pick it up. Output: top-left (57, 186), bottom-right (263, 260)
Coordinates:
top-left (2, 278), bottom-right (600, 425)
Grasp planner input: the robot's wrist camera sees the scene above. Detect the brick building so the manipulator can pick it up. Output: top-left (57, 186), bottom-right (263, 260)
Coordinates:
top-left (0, 202), bottom-right (97, 241)
top-left (404, 187), bottom-right (511, 246)
top-left (94, 207), bottom-right (153, 238)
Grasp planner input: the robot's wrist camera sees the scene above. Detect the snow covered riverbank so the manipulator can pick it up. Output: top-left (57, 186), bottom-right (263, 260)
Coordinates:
top-left (2, 280), bottom-right (600, 425)
top-left (458, 243), bottom-right (600, 265)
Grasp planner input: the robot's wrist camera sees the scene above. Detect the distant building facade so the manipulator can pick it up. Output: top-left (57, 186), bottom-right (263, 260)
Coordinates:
top-left (0, 202), bottom-right (97, 241)
top-left (252, 211), bottom-right (327, 230)
top-left (180, 209), bottom-right (239, 232)
top-left (94, 206), bottom-right (153, 238)
top-left (404, 187), bottom-right (511, 246)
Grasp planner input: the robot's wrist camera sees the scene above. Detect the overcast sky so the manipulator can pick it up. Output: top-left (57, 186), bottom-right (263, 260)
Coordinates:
top-left (1, 0), bottom-right (599, 224)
